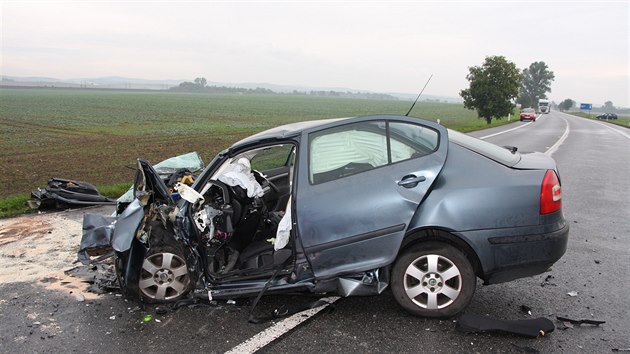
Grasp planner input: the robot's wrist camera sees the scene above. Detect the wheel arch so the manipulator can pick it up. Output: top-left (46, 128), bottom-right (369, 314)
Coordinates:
top-left (399, 227), bottom-right (484, 278)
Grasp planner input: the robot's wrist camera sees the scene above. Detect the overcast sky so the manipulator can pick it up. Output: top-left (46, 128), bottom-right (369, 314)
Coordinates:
top-left (2, 1), bottom-right (628, 106)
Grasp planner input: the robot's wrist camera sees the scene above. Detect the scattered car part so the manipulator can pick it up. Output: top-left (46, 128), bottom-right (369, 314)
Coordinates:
top-left (556, 316), bottom-right (605, 326)
top-left (456, 313), bottom-right (555, 338)
top-left (29, 178), bottom-right (116, 210)
top-left (78, 214), bottom-right (116, 264)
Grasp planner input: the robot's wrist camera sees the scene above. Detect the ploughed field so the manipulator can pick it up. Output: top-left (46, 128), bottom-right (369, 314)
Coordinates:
top-left (0, 87), bottom-right (504, 200)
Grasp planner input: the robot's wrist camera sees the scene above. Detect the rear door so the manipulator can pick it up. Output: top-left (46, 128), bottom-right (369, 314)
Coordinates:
top-left (295, 116), bottom-right (448, 279)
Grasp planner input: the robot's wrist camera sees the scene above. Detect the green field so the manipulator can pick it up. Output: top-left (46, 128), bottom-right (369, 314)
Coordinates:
top-left (569, 111), bottom-right (630, 128)
top-left (1, 87), bottom-right (515, 216)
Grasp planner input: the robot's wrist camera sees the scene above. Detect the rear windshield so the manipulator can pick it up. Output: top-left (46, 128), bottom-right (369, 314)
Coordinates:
top-left (448, 129), bottom-right (521, 166)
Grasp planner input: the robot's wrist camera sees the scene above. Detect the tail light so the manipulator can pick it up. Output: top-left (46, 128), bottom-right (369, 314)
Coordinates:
top-left (540, 170), bottom-right (562, 214)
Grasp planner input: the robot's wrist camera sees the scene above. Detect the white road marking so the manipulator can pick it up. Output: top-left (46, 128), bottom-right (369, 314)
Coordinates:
top-left (592, 120), bottom-right (630, 140)
top-left (225, 296), bottom-right (340, 354)
top-left (479, 117), bottom-right (537, 140)
top-left (545, 115), bottom-right (570, 156)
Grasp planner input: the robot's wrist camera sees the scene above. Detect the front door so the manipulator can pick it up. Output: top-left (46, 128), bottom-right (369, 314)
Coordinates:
top-left (295, 116), bottom-right (448, 279)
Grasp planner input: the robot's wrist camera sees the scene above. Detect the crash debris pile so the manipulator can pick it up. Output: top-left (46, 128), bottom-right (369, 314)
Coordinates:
top-left (28, 178), bottom-right (116, 210)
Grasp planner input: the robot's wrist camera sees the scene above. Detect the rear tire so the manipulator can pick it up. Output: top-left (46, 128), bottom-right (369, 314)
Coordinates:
top-left (391, 242), bottom-right (475, 318)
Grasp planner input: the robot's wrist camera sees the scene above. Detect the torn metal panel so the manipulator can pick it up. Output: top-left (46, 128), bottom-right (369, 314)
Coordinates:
top-left (111, 199), bottom-right (145, 252)
top-left (336, 268), bottom-right (389, 297)
top-left (78, 214), bottom-right (116, 265)
top-left (118, 151), bottom-right (205, 204)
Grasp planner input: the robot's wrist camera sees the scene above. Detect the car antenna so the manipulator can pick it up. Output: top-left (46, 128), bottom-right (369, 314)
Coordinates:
top-left (404, 74), bottom-right (433, 116)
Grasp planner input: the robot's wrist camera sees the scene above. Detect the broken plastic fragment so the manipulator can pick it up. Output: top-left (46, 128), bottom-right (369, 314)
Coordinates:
top-left (174, 182), bottom-right (204, 204)
top-left (143, 314), bottom-right (153, 323)
top-left (567, 291), bottom-right (578, 297)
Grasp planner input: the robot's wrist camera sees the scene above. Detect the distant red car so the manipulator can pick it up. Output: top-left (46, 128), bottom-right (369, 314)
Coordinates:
top-left (520, 108), bottom-right (537, 122)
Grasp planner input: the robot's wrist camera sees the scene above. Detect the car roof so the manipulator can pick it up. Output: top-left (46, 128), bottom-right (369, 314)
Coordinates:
top-left (234, 117), bottom-right (349, 146)
top-left (230, 114), bottom-right (447, 150)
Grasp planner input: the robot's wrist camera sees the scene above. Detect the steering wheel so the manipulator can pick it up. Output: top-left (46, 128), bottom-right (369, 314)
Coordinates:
top-left (253, 170), bottom-right (280, 195)
top-left (262, 176), bottom-right (280, 195)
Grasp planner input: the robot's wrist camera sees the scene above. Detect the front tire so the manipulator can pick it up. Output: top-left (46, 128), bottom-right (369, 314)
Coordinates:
top-left (391, 242), bottom-right (475, 318)
top-left (137, 221), bottom-right (192, 303)
top-left (139, 245), bottom-right (191, 302)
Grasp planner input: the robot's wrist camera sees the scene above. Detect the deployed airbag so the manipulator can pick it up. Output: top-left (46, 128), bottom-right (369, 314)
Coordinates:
top-left (218, 158), bottom-right (264, 198)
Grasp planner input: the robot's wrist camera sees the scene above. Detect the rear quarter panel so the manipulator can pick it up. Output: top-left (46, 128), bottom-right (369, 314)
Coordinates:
top-left (409, 142), bottom-right (544, 232)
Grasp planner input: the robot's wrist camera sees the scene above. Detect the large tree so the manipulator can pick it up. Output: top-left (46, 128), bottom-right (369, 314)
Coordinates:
top-left (517, 61), bottom-right (555, 109)
top-left (194, 77), bottom-right (207, 87)
top-left (603, 101), bottom-right (615, 112)
top-left (558, 98), bottom-right (575, 112)
top-left (460, 56), bottom-right (522, 124)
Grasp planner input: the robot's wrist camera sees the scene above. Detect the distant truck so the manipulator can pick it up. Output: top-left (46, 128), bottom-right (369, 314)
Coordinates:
top-left (538, 99), bottom-right (550, 114)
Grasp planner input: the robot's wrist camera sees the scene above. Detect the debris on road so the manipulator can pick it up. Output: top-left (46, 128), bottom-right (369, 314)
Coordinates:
top-left (567, 291), bottom-right (578, 297)
top-left (456, 313), bottom-right (555, 338)
top-left (65, 263), bottom-right (119, 294)
top-left (540, 275), bottom-right (557, 287)
top-left (155, 307), bottom-right (168, 315)
top-left (520, 305), bottom-right (532, 316)
top-left (556, 316), bottom-right (605, 326)
top-left (28, 178), bottom-right (116, 210)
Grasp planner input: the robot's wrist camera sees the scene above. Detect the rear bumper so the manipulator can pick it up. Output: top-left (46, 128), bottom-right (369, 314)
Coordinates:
top-left (459, 222), bottom-right (569, 284)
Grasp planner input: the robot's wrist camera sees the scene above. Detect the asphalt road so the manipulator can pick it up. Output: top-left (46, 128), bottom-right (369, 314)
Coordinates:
top-left (1, 112), bottom-right (629, 353)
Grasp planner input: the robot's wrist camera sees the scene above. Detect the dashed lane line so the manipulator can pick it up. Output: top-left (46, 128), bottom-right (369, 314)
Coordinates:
top-left (479, 117), bottom-right (537, 140)
top-left (225, 296), bottom-right (340, 354)
top-left (545, 115), bottom-right (570, 156)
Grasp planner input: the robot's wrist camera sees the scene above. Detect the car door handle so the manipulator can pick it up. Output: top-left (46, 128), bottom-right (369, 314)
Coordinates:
top-left (397, 175), bottom-right (426, 188)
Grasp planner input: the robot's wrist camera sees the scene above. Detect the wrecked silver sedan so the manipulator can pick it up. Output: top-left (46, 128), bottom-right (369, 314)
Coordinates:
top-left (80, 115), bottom-right (568, 318)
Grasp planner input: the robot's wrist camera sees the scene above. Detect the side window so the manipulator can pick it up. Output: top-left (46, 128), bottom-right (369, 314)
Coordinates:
top-left (389, 122), bottom-right (439, 163)
top-left (309, 122), bottom-right (387, 184)
top-left (249, 145), bottom-right (294, 172)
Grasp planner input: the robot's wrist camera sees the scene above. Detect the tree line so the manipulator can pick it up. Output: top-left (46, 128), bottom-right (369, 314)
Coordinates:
top-left (170, 77), bottom-right (397, 100)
